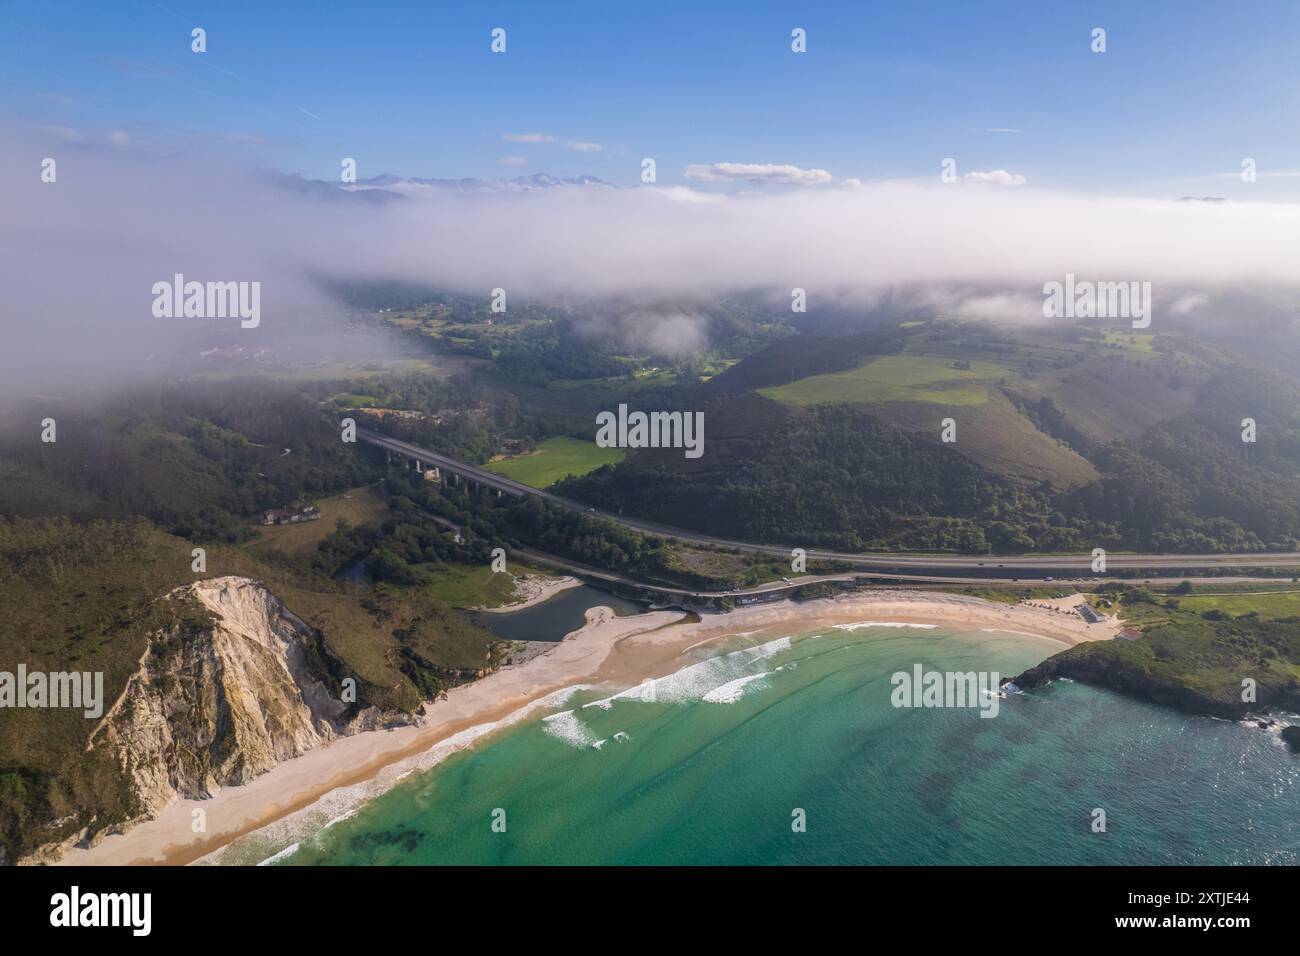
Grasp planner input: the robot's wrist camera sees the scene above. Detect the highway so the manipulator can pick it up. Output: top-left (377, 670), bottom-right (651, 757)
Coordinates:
top-left (358, 427), bottom-right (1300, 584)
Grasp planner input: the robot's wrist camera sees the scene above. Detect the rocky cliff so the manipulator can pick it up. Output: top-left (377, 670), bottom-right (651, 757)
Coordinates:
top-left (90, 576), bottom-right (402, 819)
top-left (1008, 641), bottom-right (1300, 722)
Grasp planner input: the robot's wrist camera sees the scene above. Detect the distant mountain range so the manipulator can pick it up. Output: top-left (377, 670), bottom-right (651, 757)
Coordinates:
top-left (358, 172), bottom-right (612, 193)
top-left (272, 171), bottom-right (614, 204)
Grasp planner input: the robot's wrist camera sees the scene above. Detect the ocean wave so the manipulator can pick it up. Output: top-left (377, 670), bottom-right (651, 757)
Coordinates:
top-left (978, 627), bottom-right (1052, 640)
top-left (200, 681), bottom-right (596, 865)
top-left (834, 621), bottom-right (938, 631)
top-left (532, 684), bottom-right (595, 710)
top-left (581, 682), bottom-right (656, 711)
top-left (702, 672), bottom-right (771, 704)
top-left (256, 841), bottom-right (302, 866)
top-left (541, 709), bottom-right (600, 748)
top-left (583, 635), bottom-right (792, 710)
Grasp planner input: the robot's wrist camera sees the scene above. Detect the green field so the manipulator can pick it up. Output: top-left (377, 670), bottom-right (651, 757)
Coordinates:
top-left (873, 389), bottom-right (1100, 487)
top-left (758, 355), bottom-right (1012, 408)
top-left (328, 391), bottom-right (381, 407)
top-left (195, 357), bottom-right (440, 383)
top-left (1100, 331), bottom-right (1157, 354)
top-left (549, 368), bottom-right (676, 391)
top-left (1178, 590), bottom-right (1300, 620)
top-left (484, 436), bottom-right (624, 488)
top-left (422, 563), bottom-right (546, 608)
top-left (250, 485), bottom-right (389, 559)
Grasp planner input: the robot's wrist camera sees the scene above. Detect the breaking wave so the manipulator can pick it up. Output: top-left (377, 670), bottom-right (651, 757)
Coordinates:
top-left (834, 622), bottom-right (938, 631)
top-left (583, 635), bottom-right (792, 710)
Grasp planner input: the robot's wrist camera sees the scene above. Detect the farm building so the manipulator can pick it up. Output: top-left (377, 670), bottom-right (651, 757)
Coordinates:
top-left (261, 505), bottom-right (322, 526)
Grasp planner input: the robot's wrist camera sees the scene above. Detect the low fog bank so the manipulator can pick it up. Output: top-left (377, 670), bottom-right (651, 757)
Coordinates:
top-left (4, 125), bottom-right (1300, 392)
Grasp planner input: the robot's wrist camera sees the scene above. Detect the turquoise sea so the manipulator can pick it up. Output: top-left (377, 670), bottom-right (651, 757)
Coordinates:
top-left (268, 623), bottom-right (1299, 866)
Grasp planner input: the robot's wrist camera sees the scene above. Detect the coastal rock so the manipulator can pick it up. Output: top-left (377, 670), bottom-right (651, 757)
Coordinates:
top-left (1008, 646), bottom-right (1300, 721)
top-left (1282, 726), bottom-right (1300, 754)
top-left (90, 576), bottom-right (401, 819)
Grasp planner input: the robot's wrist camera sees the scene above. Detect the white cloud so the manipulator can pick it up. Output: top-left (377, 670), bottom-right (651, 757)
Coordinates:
top-left (952, 292), bottom-right (1043, 322)
top-left (1214, 168), bottom-right (1300, 179)
top-left (963, 169), bottom-right (1026, 187)
top-left (644, 185), bottom-right (728, 204)
top-left (107, 129), bottom-right (131, 146)
top-left (566, 141), bottom-right (603, 152)
top-left (353, 180), bottom-right (1300, 301)
top-left (498, 155), bottom-right (528, 166)
top-left (1170, 292), bottom-right (1210, 315)
top-left (504, 132), bottom-right (557, 143)
top-left (684, 162), bottom-right (833, 186)
top-left (42, 125), bottom-right (82, 142)
top-left (573, 309), bottom-right (708, 357)
top-left (9, 122), bottom-right (1300, 386)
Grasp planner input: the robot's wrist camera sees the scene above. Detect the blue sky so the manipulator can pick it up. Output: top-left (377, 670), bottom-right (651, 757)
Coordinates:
top-left (4, 1), bottom-right (1300, 194)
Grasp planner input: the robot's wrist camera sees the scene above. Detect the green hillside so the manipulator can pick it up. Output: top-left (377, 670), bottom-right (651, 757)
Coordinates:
top-left (558, 320), bottom-right (1300, 554)
top-left (0, 516), bottom-right (501, 861)
top-left (759, 354), bottom-right (1012, 407)
top-left (484, 436), bottom-right (624, 488)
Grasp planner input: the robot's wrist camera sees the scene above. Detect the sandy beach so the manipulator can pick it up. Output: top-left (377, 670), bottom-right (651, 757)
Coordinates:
top-left (52, 589), bottom-right (1118, 866)
top-left (481, 572), bottom-right (582, 613)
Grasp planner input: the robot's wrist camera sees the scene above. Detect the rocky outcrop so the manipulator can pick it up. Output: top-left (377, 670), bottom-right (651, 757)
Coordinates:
top-left (90, 576), bottom-right (403, 819)
top-left (1008, 646), bottom-right (1300, 722)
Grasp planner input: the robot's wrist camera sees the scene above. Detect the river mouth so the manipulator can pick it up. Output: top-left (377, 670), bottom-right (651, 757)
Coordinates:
top-left (336, 558), bottom-right (647, 642)
top-left (463, 584), bottom-right (646, 642)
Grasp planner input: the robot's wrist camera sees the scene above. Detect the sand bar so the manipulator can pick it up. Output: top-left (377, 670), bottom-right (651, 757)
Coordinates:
top-left (481, 573), bottom-right (582, 613)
